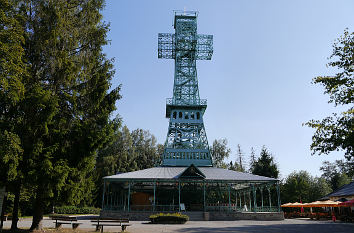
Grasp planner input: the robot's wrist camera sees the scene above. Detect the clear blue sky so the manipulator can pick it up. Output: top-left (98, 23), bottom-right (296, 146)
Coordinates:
top-left (102, 0), bottom-right (354, 179)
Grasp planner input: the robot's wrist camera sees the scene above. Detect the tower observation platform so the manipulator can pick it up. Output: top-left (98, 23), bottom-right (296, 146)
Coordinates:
top-left (158, 11), bottom-right (213, 167)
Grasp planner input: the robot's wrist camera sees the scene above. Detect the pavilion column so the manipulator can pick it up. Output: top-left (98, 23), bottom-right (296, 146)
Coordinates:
top-left (153, 181), bottom-right (156, 212)
top-left (178, 181), bottom-right (181, 212)
top-left (228, 184), bottom-right (231, 212)
top-left (248, 191), bottom-right (251, 211)
top-left (268, 187), bottom-right (271, 210)
top-left (127, 182), bottom-right (131, 212)
top-left (235, 190), bottom-right (237, 210)
top-left (239, 192), bottom-right (241, 209)
top-left (276, 182), bottom-right (281, 212)
top-left (102, 180), bottom-right (106, 210)
top-left (252, 185), bottom-right (257, 212)
top-left (260, 188), bottom-right (264, 211)
top-left (243, 192), bottom-right (246, 210)
top-left (110, 185), bottom-right (113, 210)
top-left (203, 182), bottom-right (206, 212)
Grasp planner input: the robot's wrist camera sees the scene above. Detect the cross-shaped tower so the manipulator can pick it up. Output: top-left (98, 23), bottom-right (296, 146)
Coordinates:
top-left (158, 11), bottom-right (213, 166)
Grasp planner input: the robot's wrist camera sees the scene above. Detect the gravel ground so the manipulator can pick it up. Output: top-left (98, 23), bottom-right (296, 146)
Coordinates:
top-left (2, 218), bottom-right (354, 233)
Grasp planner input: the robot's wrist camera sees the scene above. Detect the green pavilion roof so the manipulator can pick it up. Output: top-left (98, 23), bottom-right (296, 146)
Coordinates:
top-left (104, 166), bottom-right (277, 182)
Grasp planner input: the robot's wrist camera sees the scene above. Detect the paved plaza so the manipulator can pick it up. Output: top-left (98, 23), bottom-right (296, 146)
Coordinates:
top-left (2, 218), bottom-right (354, 233)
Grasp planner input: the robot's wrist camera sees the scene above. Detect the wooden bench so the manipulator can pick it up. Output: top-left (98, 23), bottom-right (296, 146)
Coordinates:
top-left (50, 215), bottom-right (82, 229)
top-left (91, 218), bottom-right (131, 232)
top-left (2, 214), bottom-right (8, 221)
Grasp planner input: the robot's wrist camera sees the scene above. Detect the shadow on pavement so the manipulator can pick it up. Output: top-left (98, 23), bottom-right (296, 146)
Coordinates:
top-left (175, 222), bottom-right (354, 233)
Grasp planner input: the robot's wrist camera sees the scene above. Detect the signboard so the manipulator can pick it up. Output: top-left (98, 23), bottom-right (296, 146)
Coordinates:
top-left (180, 203), bottom-right (185, 211)
top-left (0, 187), bottom-right (5, 216)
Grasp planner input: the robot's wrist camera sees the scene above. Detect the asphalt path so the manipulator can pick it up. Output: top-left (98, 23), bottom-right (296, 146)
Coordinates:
top-left (2, 218), bottom-right (354, 233)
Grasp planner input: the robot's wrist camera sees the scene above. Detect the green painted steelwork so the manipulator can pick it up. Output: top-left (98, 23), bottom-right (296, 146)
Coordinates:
top-left (158, 11), bottom-right (213, 167)
top-left (178, 182), bottom-right (181, 211)
top-left (101, 180), bottom-right (280, 213)
top-left (203, 182), bottom-right (206, 211)
top-left (153, 181), bottom-right (156, 212)
top-left (277, 182), bottom-right (281, 212)
top-left (268, 187), bottom-right (272, 208)
top-left (102, 180), bottom-right (106, 211)
top-left (261, 188), bottom-right (264, 210)
top-left (228, 185), bottom-right (231, 212)
top-left (253, 185), bottom-right (257, 212)
top-left (248, 191), bottom-right (251, 211)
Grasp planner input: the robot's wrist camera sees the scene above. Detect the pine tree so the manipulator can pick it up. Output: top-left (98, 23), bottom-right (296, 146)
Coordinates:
top-left (1, 0), bottom-right (121, 229)
top-left (0, 0), bottom-right (27, 229)
top-left (251, 146), bottom-right (279, 179)
top-left (0, 0), bottom-right (26, 183)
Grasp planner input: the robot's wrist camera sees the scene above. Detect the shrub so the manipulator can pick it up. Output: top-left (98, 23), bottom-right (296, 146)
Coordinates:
top-left (149, 213), bottom-right (189, 224)
top-left (54, 206), bottom-right (101, 215)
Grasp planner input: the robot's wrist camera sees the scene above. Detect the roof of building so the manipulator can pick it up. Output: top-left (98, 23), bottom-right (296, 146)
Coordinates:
top-left (104, 165), bottom-right (277, 183)
top-left (320, 181), bottom-right (354, 200)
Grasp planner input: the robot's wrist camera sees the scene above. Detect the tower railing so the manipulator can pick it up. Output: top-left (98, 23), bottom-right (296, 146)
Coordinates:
top-left (166, 98), bottom-right (207, 106)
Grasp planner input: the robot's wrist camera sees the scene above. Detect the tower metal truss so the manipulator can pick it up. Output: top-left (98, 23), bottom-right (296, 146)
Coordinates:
top-left (158, 11), bottom-right (213, 166)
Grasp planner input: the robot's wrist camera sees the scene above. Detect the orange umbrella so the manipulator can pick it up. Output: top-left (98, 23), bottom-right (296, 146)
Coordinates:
top-left (303, 200), bottom-right (341, 207)
top-left (281, 203), bottom-right (294, 207)
top-left (281, 202), bottom-right (305, 208)
top-left (289, 202), bottom-right (306, 208)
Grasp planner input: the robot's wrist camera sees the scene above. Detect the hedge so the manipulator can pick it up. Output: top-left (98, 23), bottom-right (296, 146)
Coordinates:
top-left (149, 213), bottom-right (189, 224)
top-left (54, 206), bottom-right (101, 214)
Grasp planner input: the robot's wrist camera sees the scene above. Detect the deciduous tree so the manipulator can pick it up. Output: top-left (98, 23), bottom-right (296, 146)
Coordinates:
top-left (281, 171), bottom-right (332, 204)
top-left (305, 29), bottom-right (354, 162)
top-left (320, 160), bottom-right (351, 191)
top-left (210, 139), bottom-right (231, 168)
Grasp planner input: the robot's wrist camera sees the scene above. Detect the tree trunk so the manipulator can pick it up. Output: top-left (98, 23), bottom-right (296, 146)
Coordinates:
top-left (0, 187), bottom-right (8, 231)
top-left (10, 185), bottom-right (21, 231)
top-left (30, 187), bottom-right (44, 231)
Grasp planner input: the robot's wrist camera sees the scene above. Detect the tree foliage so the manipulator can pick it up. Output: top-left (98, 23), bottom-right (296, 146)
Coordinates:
top-left (248, 147), bottom-right (256, 173)
top-left (320, 160), bottom-right (351, 191)
top-left (281, 171), bottom-right (332, 204)
top-left (210, 139), bottom-right (231, 168)
top-left (95, 124), bottom-right (162, 205)
top-left (250, 146), bottom-right (279, 179)
top-left (305, 29), bottom-right (354, 161)
top-left (0, 0), bottom-right (26, 187)
top-left (131, 128), bottom-right (161, 169)
top-left (228, 144), bottom-right (245, 172)
top-left (1, 0), bottom-right (121, 229)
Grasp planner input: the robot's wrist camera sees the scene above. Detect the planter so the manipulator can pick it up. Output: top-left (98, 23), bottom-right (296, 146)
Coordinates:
top-left (149, 213), bottom-right (189, 224)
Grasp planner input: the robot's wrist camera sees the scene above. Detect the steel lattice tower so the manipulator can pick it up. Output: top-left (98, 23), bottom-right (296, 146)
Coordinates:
top-left (158, 11), bottom-right (213, 166)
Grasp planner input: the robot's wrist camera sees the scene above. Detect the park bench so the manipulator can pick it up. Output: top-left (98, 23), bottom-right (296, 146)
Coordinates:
top-left (1, 214), bottom-right (8, 221)
top-left (50, 215), bottom-right (82, 229)
top-left (91, 217), bottom-right (131, 232)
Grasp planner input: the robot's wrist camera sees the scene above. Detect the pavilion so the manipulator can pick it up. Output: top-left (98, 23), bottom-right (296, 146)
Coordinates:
top-left (101, 165), bottom-right (283, 220)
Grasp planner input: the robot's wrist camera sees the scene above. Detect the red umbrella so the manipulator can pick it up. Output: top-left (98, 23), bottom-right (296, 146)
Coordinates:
top-left (300, 199), bottom-right (304, 213)
top-left (338, 199), bottom-right (354, 207)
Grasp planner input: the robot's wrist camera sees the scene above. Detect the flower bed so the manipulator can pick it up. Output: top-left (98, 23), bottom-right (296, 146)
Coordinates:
top-left (149, 213), bottom-right (189, 224)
